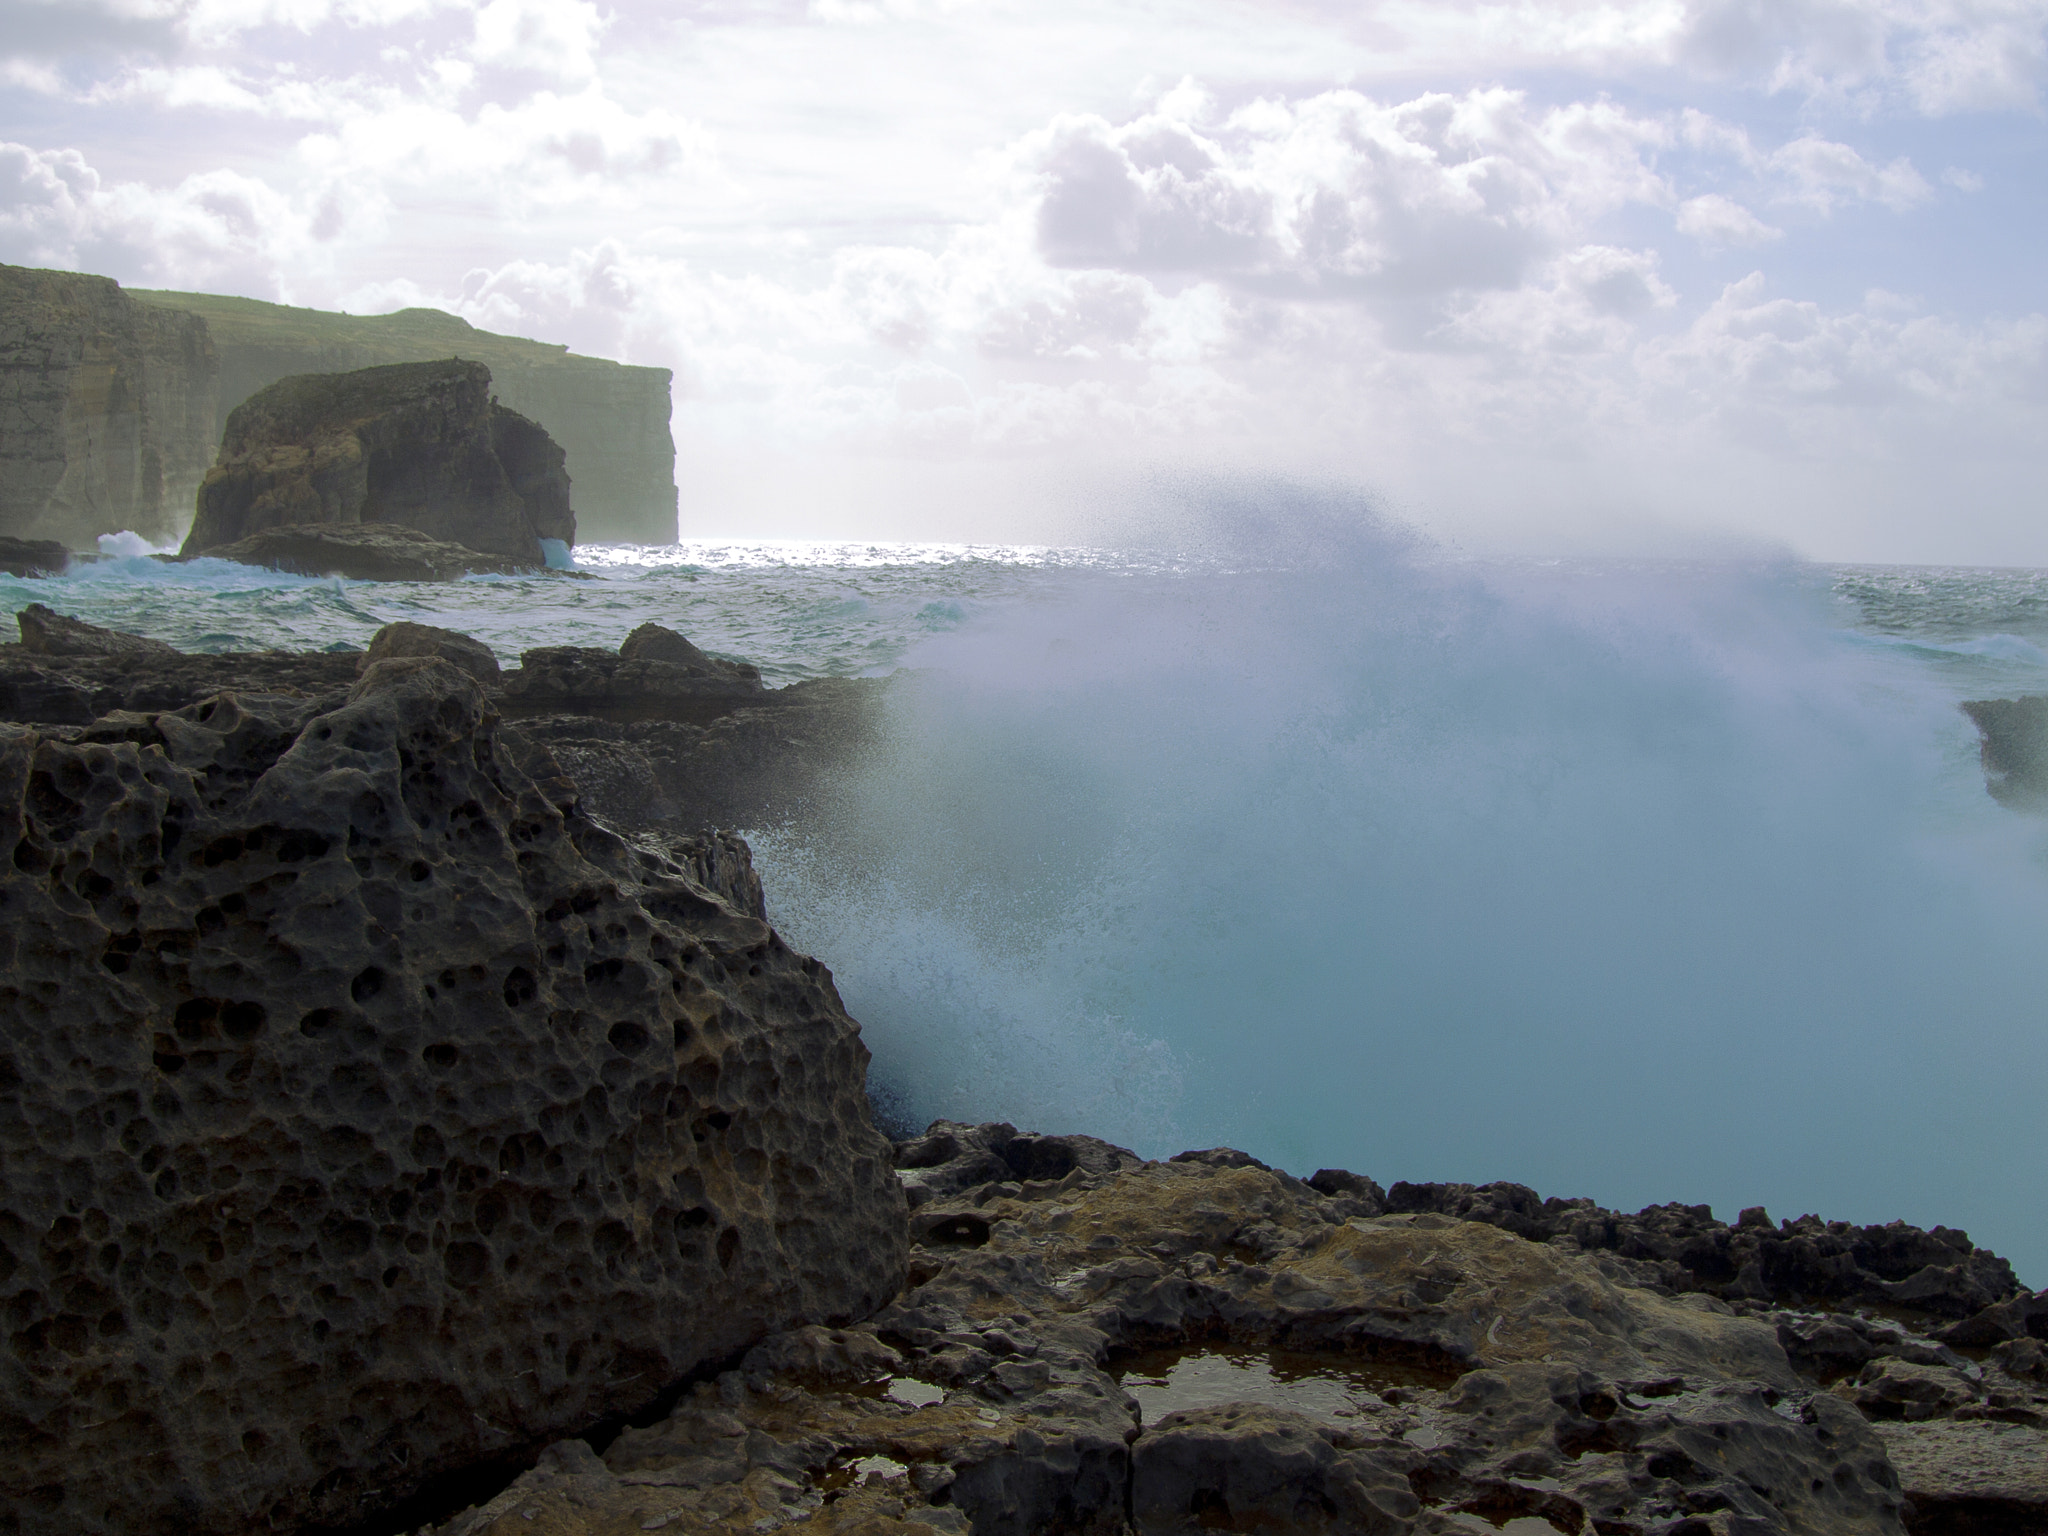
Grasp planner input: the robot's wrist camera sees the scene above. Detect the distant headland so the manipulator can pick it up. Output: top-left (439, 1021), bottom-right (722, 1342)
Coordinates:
top-left (0, 263), bottom-right (678, 549)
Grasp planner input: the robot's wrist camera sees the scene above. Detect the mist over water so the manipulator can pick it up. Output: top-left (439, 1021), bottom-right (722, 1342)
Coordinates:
top-left (755, 519), bottom-right (2048, 1283)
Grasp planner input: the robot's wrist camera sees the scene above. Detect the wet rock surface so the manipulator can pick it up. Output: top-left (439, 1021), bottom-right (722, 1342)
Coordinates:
top-left (191, 520), bottom-right (547, 582)
top-left (180, 358), bottom-right (575, 570)
top-left (0, 538), bottom-right (70, 578)
top-left (432, 1122), bottom-right (2048, 1536)
top-left (1963, 695), bottom-right (2048, 812)
top-left (0, 653), bottom-right (906, 1536)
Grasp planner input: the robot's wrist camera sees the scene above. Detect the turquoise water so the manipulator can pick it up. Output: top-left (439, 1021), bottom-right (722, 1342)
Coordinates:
top-left (11, 532), bottom-right (2048, 1284)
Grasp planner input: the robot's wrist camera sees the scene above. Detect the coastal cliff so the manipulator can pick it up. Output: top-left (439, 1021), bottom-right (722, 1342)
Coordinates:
top-left (0, 265), bottom-right (678, 550)
top-left (132, 288), bottom-right (677, 544)
top-left (0, 265), bottom-right (219, 548)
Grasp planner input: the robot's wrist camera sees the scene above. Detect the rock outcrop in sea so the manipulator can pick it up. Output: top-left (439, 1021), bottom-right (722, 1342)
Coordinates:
top-left (179, 359), bottom-right (574, 577)
top-left (1962, 695), bottom-right (2048, 811)
top-left (0, 624), bottom-right (905, 1535)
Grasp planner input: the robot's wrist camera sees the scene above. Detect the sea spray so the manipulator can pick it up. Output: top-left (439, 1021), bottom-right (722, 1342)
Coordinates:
top-left (752, 524), bottom-right (2048, 1282)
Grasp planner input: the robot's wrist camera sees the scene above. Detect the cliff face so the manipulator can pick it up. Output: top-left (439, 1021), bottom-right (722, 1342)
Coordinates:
top-left (133, 289), bottom-right (678, 544)
top-left (0, 265), bottom-right (219, 548)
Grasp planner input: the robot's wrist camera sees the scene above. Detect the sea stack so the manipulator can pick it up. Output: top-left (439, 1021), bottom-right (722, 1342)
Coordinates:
top-left (180, 358), bottom-right (574, 577)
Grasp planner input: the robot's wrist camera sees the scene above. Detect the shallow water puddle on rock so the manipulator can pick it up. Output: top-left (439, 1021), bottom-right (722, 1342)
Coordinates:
top-left (883, 1377), bottom-right (946, 1408)
top-left (819, 1453), bottom-right (909, 1493)
top-left (1112, 1345), bottom-right (1459, 1425)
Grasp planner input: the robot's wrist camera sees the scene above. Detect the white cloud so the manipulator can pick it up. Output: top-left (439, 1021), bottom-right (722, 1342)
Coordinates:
top-left (1769, 134), bottom-right (1933, 211)
top-left (0, 139), bottom-right (326, 288)
top-left (1676, 191), bottom-right (1783, 244)
top-left (1020, 85), bottom-right (1675, 343)
top-left (470, 0), bottom-right (606, 80)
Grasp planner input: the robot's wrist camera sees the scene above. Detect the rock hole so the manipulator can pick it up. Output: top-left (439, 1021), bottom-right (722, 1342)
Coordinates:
top-left (221, 1002), bottom-right (266, 1041)
top-left (351, 967), bottom-right (385, 1003)
top-left (443, 1242), bottom-right (489, 1285)
top-left (716, 1227), bottom-right (740, 1270)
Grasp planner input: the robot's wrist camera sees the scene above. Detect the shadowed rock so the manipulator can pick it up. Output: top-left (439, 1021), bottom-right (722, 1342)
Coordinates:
top-left (180, 358), bottom-right (575, 573)
top-left (0, 537), bottom-right (71, 578)
top-left (18, 600), bottom-right (177, 658)
top-left (194, 520), bottom-right (544, 581)
top-left (0, 655), bottom-right (906, 1536)
top-left (359, 618), bottom-right (502, 684)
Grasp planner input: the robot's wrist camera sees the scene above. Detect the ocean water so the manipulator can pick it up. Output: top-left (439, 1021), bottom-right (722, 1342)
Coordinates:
top-left (11, 527), bottom-right (2048, 1284)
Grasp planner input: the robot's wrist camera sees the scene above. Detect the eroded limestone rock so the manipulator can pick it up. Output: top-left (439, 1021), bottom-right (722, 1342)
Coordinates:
top-left (0, 657), bottom-right (905, 1536)
top-left (438, 1127), bottom-right (1924, 1536)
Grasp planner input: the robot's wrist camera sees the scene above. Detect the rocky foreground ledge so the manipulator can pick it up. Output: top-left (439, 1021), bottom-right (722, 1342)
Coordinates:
top-left (423, 1120), bottom-right (2048, 1536)
top-left (1, 608), bottom-right (2044, 1536)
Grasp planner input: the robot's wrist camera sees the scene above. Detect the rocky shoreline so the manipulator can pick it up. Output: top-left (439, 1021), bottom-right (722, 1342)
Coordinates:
top-left (0, 606), bottom-right (2043, 1536)
top-left (434, 1120), bottom-right (2048, 1536)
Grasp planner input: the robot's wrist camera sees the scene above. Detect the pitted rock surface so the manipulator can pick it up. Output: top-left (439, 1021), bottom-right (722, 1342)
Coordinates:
top-left (0, 657), bottom-right (906, 1536)
top-left (439, 1126), bottom-right (1926, 1536)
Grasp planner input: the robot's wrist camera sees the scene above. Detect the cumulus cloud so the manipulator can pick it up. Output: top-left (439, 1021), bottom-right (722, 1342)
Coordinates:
top-left (0, 139), bottom-right (327, 288)
top-left (1769, 133), bottom-right (1932, 211)
top-left (1023, 86), bottom-right (1674, 348)
top-left (470, 0), bottom-right (606, 80)
top-left (1676, 191), bottom-right (1783, 244)
top-left (1674, 0), bottom-right (2048, 113)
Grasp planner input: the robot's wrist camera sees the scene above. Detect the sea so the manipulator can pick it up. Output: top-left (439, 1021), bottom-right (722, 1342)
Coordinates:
top-left (11, 526), bottom-right (2048, 1284)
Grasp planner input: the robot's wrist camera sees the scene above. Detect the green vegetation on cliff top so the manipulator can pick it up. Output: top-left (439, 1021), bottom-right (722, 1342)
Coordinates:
top-left (129, 289), bottom-right (665, 377)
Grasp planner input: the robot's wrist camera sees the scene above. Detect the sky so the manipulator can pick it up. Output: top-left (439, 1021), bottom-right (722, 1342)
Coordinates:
top-left (3, 0), bottom-right (2046, 559)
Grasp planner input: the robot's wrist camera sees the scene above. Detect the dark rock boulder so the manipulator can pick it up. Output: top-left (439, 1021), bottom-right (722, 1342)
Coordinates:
top-left (194, 521), bottom-right (543, 581)
top-left (500, 625), bottom-right (765, 726)
top-left (360, 618), bottom-right (502, 684)
top-left (18, 601), bottom-right (177, 659)
top-left (0, 537), bottom-right (71, 578)
top-left (1961, 695), bottom-right (2048, 811)
top-left (180, 359), bottom-right (575, 570)
top-left (0, 657), bottom-right (906, 1536)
